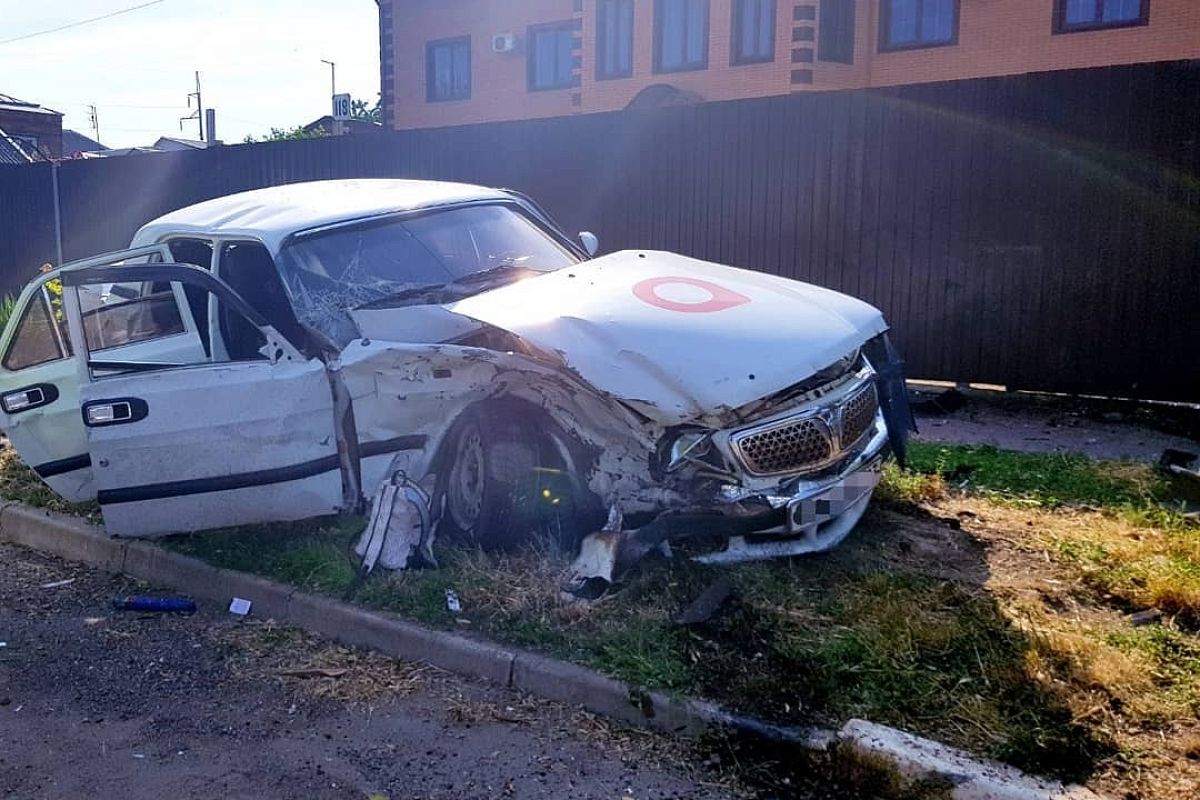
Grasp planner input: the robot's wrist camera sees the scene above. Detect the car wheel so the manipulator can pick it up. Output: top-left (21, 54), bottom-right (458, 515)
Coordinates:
top-left (443, 407), bottom-right (544, 550)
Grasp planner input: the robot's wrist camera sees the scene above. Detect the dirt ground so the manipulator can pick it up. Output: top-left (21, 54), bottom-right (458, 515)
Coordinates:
top-left (910, 385), bottom-right (1200, 462)
top-left (0, 544), bottom-right (780, 800)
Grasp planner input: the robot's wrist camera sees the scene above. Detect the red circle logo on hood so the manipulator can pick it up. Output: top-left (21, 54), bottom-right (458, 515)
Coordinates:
top-left (633, 277), bottom-right (751, 314)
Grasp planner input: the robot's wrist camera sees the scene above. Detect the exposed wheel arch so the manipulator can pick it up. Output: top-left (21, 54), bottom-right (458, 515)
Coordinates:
top-left (433, 396), bottom-right (604, 552)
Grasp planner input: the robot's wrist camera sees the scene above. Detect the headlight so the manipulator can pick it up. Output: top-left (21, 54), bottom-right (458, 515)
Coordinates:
top-left (665, 430), bottom-right (711, 471)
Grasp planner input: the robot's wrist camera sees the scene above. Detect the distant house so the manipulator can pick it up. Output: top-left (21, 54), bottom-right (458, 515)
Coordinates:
top-left (0, 93), bottom-right (62, 159)
top-left (62, 129), bottom-right (106, 157)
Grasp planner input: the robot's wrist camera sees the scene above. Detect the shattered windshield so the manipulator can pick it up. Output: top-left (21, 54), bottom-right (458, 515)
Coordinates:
top-left (277, 203), bottom-right (582, 343)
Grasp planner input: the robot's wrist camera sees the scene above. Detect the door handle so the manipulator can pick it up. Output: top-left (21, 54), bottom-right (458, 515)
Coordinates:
top-left (1, 383), bottom-right (59, 414)
top-left (82, 397), bottom-right (149, 427)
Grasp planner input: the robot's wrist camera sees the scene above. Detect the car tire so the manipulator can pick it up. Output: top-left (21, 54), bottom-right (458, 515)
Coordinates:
top-left (442, 406), bottom-right (553, 550)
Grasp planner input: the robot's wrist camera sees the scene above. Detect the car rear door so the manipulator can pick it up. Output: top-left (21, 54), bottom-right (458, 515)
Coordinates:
top-left (60, 262), bottom-right (346, 537)
top-left (0, 245), bottom-right (203, 502)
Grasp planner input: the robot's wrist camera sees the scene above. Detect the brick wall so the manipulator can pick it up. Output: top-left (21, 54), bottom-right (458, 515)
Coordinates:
top-left (386, 0), bottom-right (1200, 130)
top-left (0, 108), bottom-right (62, 159)
top-left (864, 0), bottom-right (1200, 89)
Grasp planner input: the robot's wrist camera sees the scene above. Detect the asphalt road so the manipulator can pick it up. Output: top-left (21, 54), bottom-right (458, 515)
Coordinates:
top-left (0, 543), bottom-right (744, 800)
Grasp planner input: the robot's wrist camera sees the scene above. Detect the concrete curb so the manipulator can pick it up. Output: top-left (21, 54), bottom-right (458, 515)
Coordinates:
top-left (0, 502), bottom-right (1099, 800)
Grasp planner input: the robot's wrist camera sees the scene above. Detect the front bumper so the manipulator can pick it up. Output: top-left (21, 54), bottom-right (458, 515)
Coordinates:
top-left (692, 416), bottom-right (887, 563)
top-left (567, 416), bottom-right (889, 588)
top-left (629, 414), bottom-right (889, 554)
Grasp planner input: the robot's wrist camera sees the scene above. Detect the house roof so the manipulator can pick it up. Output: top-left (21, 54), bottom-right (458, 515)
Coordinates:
top-left (131, 179), bottom-right (507, 254)
top-left (303, 116), bottom-right (383, 135)
top-left (0, 93), bottom-right (62, 117)
top-left (63, 129), bottom-right (106, 154)
top-left (0, 127), bottom-right (37, 165)
top-left (152, 136), bottom-right (210, 151)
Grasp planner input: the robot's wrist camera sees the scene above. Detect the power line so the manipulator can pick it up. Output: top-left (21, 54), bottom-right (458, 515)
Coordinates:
top-left (0, 0), bottom-right (170, 47)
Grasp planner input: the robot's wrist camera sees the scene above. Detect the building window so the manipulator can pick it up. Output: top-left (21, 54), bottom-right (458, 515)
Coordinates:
top-left (655, 0), bottom-right (709, 73)
top-left (818, 0), bottom-right (856, 63)
top-left (732, 0), bottom-right (775, 65)
top-left (880, 0), bottom-right (957, 50)
top-left (1054, 0), bottom-right (1149, 33)
top-left (529, 22), bottom-right (578, 91)
top-left (597, 0), bottom-right (635, 79)
top-left (426, 37), bottom-right (471, 102)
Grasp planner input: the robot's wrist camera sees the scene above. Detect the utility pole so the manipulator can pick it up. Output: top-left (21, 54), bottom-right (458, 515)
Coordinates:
top-left (88, 104), bottom-right (100, 144)
top-left (321, 59), bottom-right (337, 98)
top-left (321, 59), bottom-right (342, 136)
top-left (179, 71), bottom-right (204, 140)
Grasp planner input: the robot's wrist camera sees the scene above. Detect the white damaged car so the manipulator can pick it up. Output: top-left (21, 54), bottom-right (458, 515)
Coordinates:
top-left (0, 179), bottom-right (912, 583)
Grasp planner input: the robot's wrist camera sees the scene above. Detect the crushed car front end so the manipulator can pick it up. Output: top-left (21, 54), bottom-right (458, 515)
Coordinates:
top-left (568, 337), bottom-right (910, 584)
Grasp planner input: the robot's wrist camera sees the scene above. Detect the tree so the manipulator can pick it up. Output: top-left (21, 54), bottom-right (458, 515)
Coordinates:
top-left (350, 97), bottom-right (381, 124)
top-left (242, 125), bottom-right (329, 144)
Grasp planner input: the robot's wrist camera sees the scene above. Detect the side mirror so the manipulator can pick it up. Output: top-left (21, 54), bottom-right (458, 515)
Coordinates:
top-left (578, 231), bottom-right (599, 257)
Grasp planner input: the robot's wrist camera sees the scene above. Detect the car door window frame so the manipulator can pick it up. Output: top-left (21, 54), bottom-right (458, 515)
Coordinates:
top-left (1, 276), bottom-right (72, 372)
top-left (60, 262), bottom-right (307, 383)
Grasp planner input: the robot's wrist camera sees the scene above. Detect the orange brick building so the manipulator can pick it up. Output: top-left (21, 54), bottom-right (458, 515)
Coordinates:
top-left (377, 1), bottom-right (1200, 130)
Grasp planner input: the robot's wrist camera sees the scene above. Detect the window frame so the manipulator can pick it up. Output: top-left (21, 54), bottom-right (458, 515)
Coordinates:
top-left (818, 0), bottom-right (857, 64)
top-left (878, 0), bottom-right (959, 52)
top-left (1052, 0), bottom-right (1150, 34)
top-left (653, 0), bottom-right (711, 74)
top-left (2, 284), bottom-right (71, 372)
top-left (527, 21), bottom-right (579, 92)
top-left (731, 0), bottom-right (776, 66)
top-left (425, 36), bottom-right (472, 103)
top-left (596, 0), bottom-right (636, 81)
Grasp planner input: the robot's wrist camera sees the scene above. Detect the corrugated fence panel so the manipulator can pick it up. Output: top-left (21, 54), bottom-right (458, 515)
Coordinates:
top-left (0, 62), bottom-right (1195, 400)
top-left (0, 163), bottom-right (56, 297)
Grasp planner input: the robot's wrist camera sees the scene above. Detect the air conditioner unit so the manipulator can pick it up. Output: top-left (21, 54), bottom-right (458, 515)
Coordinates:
top-left (492, 33), bottom-right (517, 53)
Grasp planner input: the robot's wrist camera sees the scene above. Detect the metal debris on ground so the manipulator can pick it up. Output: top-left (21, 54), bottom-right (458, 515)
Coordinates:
top-left (1128, 609), bottom-right (1163, 627)
top-left (673, 578), bottom-right (735, 626)
top-left (1159, 448), bottom-right (1200, 482)
top-left (40, 579), bottom-right (75, 589)
top-left (910, 387), bottom-right (969, 416)
top-left (277, 667), bottom-right (350, 679)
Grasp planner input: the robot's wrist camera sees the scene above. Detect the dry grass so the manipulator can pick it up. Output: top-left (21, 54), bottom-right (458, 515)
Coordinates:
top-left (925, 495), bottom-right (1200, 799)
top-left (218, 619), bottom-right (428, 703)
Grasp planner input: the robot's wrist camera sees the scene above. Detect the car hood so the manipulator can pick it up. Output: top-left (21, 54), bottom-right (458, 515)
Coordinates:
top-left (444, 250), bottom-right (887, 424)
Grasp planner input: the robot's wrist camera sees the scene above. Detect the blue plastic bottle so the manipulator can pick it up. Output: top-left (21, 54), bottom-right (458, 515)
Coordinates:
top-left (111, 595), bottom-right (197, 614)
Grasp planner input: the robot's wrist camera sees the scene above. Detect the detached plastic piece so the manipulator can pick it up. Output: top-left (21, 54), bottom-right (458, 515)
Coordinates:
top-left (112, 595), bottom-right (196, 614)
top-left (864, 332), bottom-right (917, 468)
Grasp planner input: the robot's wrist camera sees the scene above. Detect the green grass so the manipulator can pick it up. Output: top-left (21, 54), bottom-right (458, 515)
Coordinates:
top-left (0, 294), bottom-right (17, 334)
top-left (906, 442), bottom-right (1165, 508)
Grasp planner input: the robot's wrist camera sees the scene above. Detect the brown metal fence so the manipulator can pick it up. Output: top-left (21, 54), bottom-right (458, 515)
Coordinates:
top-left (1, 62), bottom-right (1197, 401)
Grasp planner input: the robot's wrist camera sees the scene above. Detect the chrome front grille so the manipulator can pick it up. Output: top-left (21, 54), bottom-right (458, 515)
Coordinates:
top-left (731, 378), bottom-right (881, 477)
top-left (732, 417), bottom-right (833, 476)
top-left (840, 382), bottom-right (879, 448)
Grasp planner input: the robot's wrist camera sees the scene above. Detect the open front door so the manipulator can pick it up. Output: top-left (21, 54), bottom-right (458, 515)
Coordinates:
top-left (0, 245), bottom-right (193, 502)
top-left (62, 263), bottom-right (346, 537)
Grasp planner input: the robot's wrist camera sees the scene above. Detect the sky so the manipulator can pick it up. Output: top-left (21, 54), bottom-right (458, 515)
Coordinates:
top-left (0, 0), bottom-right (380, 148)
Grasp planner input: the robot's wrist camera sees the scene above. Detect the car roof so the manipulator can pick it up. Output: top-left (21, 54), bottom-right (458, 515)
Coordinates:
top-left (130, 178), bottom-right (511, 254)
